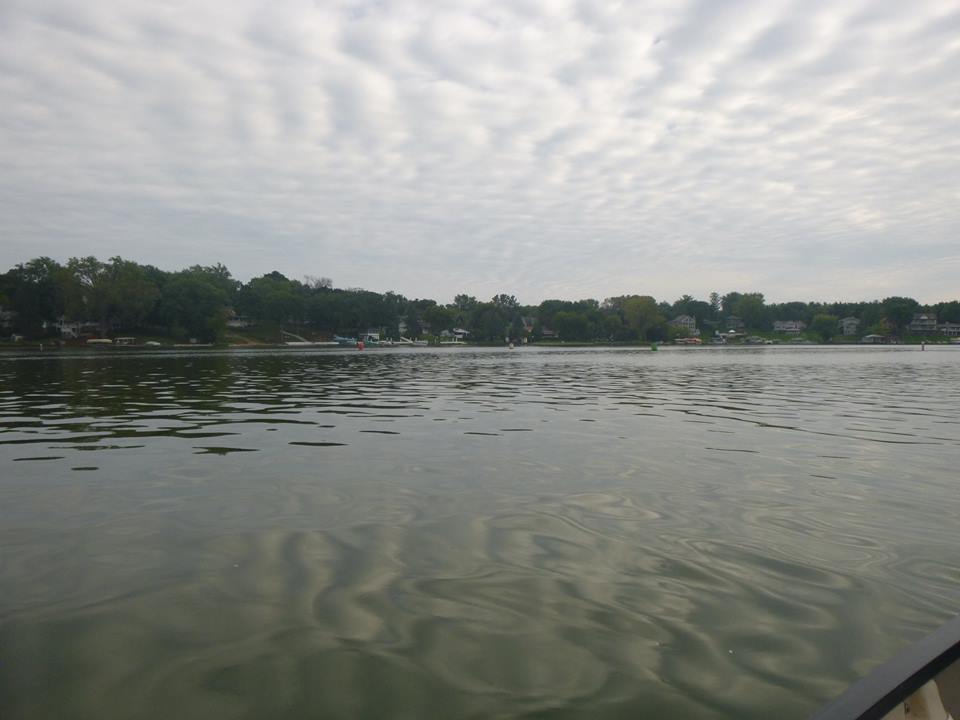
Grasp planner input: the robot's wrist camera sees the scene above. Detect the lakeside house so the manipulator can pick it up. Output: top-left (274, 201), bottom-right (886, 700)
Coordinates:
top-left (521, 316), bottom-right (536, 334)
top-left (909, 313), bottom-right (938, 333)
top-left (668, 315), bottom-right (700, 336)
top-left (439, 327), bottom-right (470, 341)
top-left (725, 315), bottom-right (745, 331)
top-left (904, 313), bottom-right (959, 336)
top-left (52, 316), bottom-right (100, 339)
top-left (226, 312), bottom-right (252, 329)
top-left (773, 320), bottom-right (806, 334)
top-left (840, 317), bottom-right (861, 336)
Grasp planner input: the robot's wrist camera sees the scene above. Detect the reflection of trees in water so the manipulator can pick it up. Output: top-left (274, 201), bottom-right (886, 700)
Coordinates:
top-left (2, 349), bottom-right (960, 718)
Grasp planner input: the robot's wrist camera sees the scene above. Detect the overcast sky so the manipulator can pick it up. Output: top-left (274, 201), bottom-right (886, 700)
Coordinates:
top-left (1, 0), bottom-right (958, 304)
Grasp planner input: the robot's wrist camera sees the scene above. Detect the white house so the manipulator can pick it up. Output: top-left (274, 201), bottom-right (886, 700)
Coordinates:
top-left (226, 313), bottom-right (252, 328)
top-left (668, 315), bottom-right (700, 336)
top-left (52, 316), bottom-right (99, 339)
top-left (773, 320), bottom-right (806, 334)
top-left (0, 307), bottom-right (15, 329)
top-left (840, 317), bottom-right (861, 336)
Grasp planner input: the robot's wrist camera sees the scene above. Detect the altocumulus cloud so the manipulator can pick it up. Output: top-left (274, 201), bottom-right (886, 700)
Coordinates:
top-left (1, 0), bottom-right (958, 303)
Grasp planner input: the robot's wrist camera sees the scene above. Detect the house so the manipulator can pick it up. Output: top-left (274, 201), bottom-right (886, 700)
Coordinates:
top-left (725, 315), bottom-right (745, 331)
top-left (226, 313), bottom-right (252, 328)
top-left (840, 317), bottom-right (860, 336)
top-left (773, 320), bottom-right (806, 334)
top-left (58, 319), bottom-right (82, 338)
top-left (540, 327), bottom-right (558, 339)
top-left (668, 315), bottom-right (699, 336)
top-left (0, 307), bottom-right (15, 329)
top-left (938, 322), bottom-right (960, 337)
top-left (53, 316), bottom-right (99, 339)
top-left (521, 316), bottom-right (536, 334)
top-left (908, 313), bottom-right (938, 333)
top-left (362, 328), bottom-right (382, 342)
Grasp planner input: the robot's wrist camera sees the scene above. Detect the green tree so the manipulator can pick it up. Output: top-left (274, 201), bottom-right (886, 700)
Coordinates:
top-left (240, 273), bottom-right (305, 324)
top-left (672, 295), bottom-right (712, 327)
top-left (470, 302), bottom-right (511, 341)
top-left (602, 313), bottom-right (623, 340)
top-left (733, 293), bottom-right (767, 330)
top-left (453, 294), bottom-right (477, 310)
top-left (492, 293), bottom-right (519, 309)
top-left (158, 274), bottom-right (228, 341)
top-left (553, 311), bottom-right (589, 340)
top-left (721, 292), bottom-right (742, 316)
top-left (881, 296), bottom-right (919, 332)
top-left (620, 295), bottom-right (663, 340)
top-left (100, 257), bottom-right (160, 329)
top-left (811, 313), bottom-right (839, 342)
top-left (934, 300), bottom-right (960, 323)
top-left (7, 257), bottom-right (65, 331)
top-left (709, 292), bottom-right (721, 317)
top-left (422, 304), bottom-right (455, 334)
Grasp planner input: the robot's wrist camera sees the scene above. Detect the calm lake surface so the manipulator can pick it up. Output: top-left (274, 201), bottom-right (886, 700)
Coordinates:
top-left (1, 346), bottom-right (958, 719)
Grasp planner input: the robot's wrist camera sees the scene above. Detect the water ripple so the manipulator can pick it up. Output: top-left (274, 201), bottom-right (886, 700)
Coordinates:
top-left (1, 347), bottom-right (959, 719)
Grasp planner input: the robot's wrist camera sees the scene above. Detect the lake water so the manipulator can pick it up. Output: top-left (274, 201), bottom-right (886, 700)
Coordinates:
top-left (1, 346), bottom-right (958, 719)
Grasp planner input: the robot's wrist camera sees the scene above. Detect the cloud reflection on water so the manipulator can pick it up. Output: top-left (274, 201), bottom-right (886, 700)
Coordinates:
top-left (1, 347), bottom-right (959, 719)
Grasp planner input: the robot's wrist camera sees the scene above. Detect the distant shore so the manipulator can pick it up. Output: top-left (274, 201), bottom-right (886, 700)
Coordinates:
top-left (3, 338), bottom-right (957, 353)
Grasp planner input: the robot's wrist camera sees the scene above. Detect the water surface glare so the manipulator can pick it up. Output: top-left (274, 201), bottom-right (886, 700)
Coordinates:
top-left (1, 346), bottom-right (959, 719)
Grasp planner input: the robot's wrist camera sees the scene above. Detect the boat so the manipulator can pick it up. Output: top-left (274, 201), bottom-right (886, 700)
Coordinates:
top-left (334, 335), bottom-right (357, 347)
top-left (812, 614), bottom-right (960, 720)
top-left (397, 337), bottom-right (429, 346)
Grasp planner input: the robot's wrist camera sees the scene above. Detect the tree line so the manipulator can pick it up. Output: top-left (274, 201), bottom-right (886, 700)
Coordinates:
top-left (2, 256), bottom-right (958, 343)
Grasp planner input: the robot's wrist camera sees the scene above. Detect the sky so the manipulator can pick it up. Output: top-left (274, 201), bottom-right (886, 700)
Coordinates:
top-left (1, 0), bottom-right (958, 305)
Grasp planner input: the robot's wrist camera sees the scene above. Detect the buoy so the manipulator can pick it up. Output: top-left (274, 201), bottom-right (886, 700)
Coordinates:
top-left (357, 340), bottom-right (365, 351)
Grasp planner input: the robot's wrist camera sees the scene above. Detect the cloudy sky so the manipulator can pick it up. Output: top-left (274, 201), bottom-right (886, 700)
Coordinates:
top-left (1, 0), bottom-right (958, 304)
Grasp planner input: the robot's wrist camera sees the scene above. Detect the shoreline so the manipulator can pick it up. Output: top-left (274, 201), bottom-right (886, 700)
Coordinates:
top-left (1, 339), bottom-right (956, 353)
